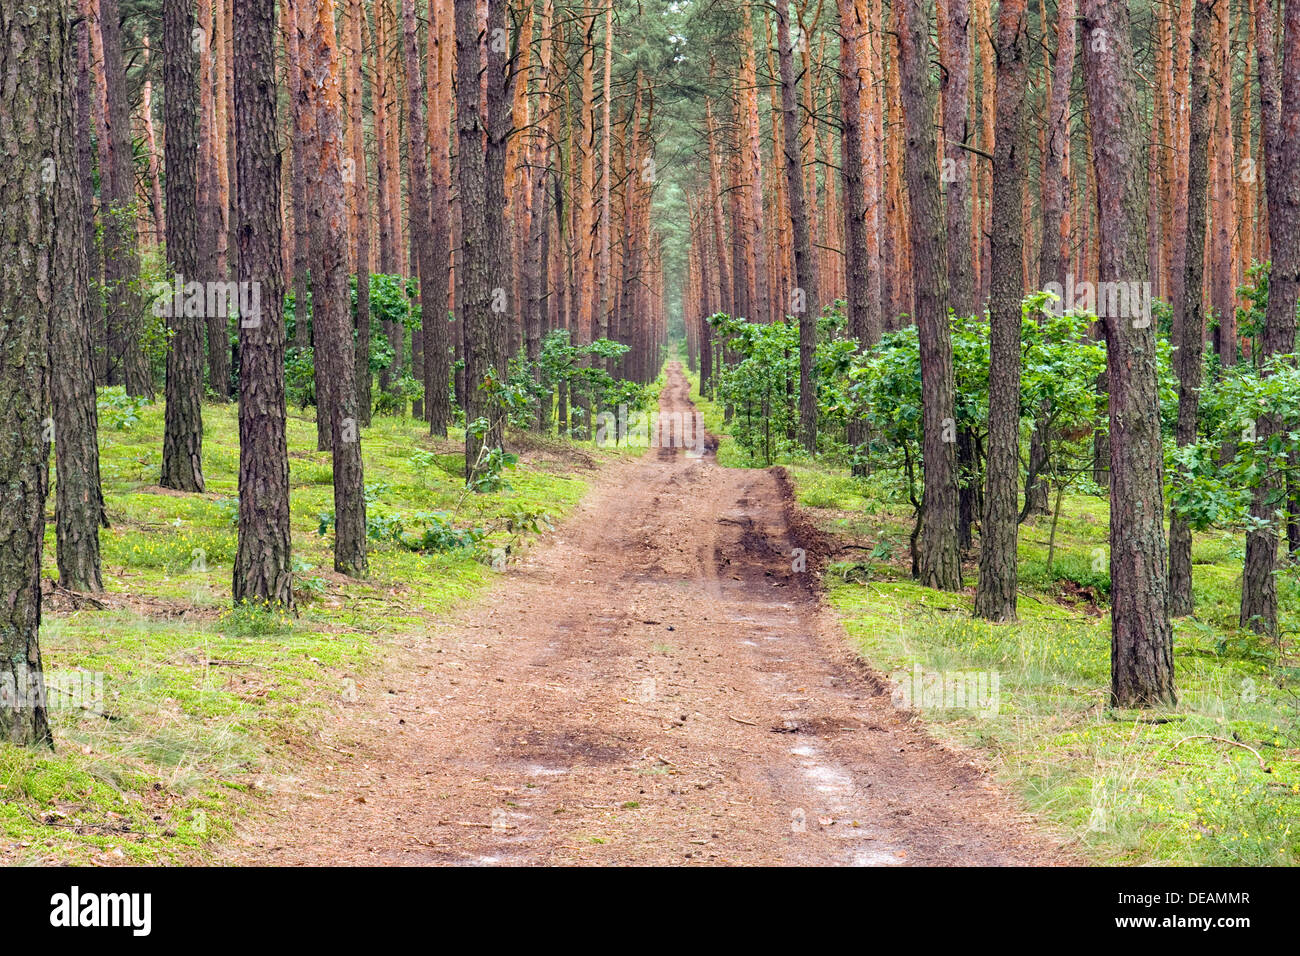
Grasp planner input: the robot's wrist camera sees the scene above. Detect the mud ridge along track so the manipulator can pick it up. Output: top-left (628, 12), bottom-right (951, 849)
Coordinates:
top-left (224, 363), bottom-right (1063, 865)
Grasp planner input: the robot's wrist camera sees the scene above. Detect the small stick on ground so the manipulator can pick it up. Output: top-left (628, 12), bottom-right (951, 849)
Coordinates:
top-left (1171, 735), bottom-right (1271, 771)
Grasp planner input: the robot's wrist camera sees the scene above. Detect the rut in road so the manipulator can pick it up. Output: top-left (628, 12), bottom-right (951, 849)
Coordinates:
top-left (226, 363), bottom-right (1062, 865)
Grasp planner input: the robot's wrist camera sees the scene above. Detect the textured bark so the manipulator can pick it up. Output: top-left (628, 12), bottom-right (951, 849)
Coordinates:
top-left (1241, 0), bottom-right (1300, 635)
top-left (402, 0), bottom-right (444, 436)
top-left (0, 0), bottom-right (67, 747)
top-left (741, 7), bottom-right (770, 325)
top-left (776, 5), bottom-right (819, 453)
top-left (284, 0), bottom-right (311, 349)
top-left (975, 0), bottom-right (1028, 622)
top-left (838, 0), bottom-right (878, 349)
top-left (1209, 4), bottom-right (1237, 368)
top-left (301, 0), bottom-right (367, 576)
top-left (1081, 0), bottom-right (1176, 707)
top-left (76, 11), bottom-right (106, 384)
top-left (1168, 0), bottom-right (1215, 619)
top-left (483, 0), bottom-right (513, 432)
top-left (347, 0), bottom-right (372, 425)
top-left (1039, 0), bottom-right (1075, 292)
top-left (98, 0), bottom-right (152, 397)
top-left (54, 9), bottom-right (107, 594)
top-left (425, 0), bottom-right (453, 436)
top-left (161, 0), bottom-right (206, 494)
top-left (198, 0), bottom-right (232, 398)
top-left (939, 0), bottom-right (974, 317)
top-left (373, 0), bottom-right (400, 394)
top-left (139, 37), bottom-right (165, 245)
top-left (899, 0), bottom-right (962, 591)
top-left (598, 2), bottom-right (614, 363)
top-left (1027, 0), bottom-right (1075, 518)
top-left (233, 0), bottom-right (294, 608)
top-left (458, 0), bottom-right (493, 471)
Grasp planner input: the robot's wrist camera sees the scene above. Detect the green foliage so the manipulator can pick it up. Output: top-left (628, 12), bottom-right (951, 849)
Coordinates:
top-left (97, 387), bottom-right (150, 431)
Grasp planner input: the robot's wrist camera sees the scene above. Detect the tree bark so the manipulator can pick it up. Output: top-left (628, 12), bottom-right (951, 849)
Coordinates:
top-left (0, 0), bottom-right (67, 747)
top-left (939, 0), bottom-right (974, 317)
top-left (161, 0), bottom-right (207, 494)
top-left (402, 0), bottom-right (446, 437)
top-left (348, 0), bottom-right (373, 425)
top-left (1081, 0), bottom-right (1176, 707)
top-left (1168, 0), bottom-right (1215, 618)
top-left (54, 9), bottom-right (108, 594)
top-left (776, 4), bottom-right (819, 453)
top-left (425, 0), bottom-right (453, 436)
top-left (899, 0), bottom-right (962, 591)
top-left (1241, 0), bottom-right (1300, 635)
top-left (975, 0), bottom-right (1029, 622)
top-left (98, 0), bottom-right (152, 398)
top-left (301, 0), bottom-right (368, 576)
top-left (233, 0), bottom-right (295, 608)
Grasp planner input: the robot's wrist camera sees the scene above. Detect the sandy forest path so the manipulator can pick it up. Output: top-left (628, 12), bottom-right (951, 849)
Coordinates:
top-left (225, 363), bottom-right (1062, 865)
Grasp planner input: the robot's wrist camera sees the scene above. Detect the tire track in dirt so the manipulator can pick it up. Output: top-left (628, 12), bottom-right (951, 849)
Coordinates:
top-left (224, 363), bottom-right (1065, 866)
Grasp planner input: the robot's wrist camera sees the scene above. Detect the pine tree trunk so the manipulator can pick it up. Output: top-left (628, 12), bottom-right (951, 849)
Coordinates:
top-left (939, 0), bottom-right (974, 317)
top-left (76, 11), bottom-right (107, 385)
top-left (285, 0), bottom-right (312, 349)
top-left (301, 0), bottom-right (368, 576)
top-left (233, 0), bottom-right (295, 608)
top-left (974, 0), bottom-right (1029, 622)
top-left (0, 0), bottom-right (67, 748)
top-left (402, 0), bottom-right (445, 436)
top-left (1081, 0), bottom-right (1176, 707)
top-left (55, 10), bottom-right (108, 594)
top-left (99, 0), bottom-right (152, 398)
top-left (161, 0), bottom-right (207, 494)
top-left (425, 0), bottom-right (453, 436)
top-left (776, 5), bottom-right (819, 453)
top-left (1241, 0), bottom-right (1300, 635)
top-left (348, 0), bottom-right (373, 425)
top-left (1168, 0), bottom-right (1215, 618)
top-left (899, 0), bottom-right (962, 591)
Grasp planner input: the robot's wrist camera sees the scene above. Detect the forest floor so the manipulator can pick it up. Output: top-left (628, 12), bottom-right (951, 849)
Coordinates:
top-left (219, 363), bottom-right (1061, 865)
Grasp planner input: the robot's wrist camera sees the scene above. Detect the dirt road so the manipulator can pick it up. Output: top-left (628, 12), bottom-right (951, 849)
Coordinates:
top-left (226, 363), bottom-right (1060, 865)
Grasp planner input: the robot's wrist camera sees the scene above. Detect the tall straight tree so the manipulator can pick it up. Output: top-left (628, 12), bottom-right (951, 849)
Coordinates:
top-left (939, 0), bottom-right (974, 317)
top-left (347, 0), bottom-right (373, 425)
top-left (1081, 0), bottom-right (1176, 706)
top-left (233, 0), bottom-right (294, 608)
top-left (776, 2), bottom-right (819, 452)
top-left (457, 0), bottom-right (495, 474)
top-left (1241, 0), bottom-right (1300, 635)
top-left (483, 0), bottom-right (514, 443)
top-left (975, 0), bottom-right (1029, 621)
top-left (1168, 0), bottom-right (1215, 618)
top-left (837, 0), bottom-right (879, 350)
top-left (161, 0), bottom-right (207, 493)
top-left (53, 7), bottom-right (108, 595)
top-left (402, 0), bottom-right (445, 436)
top-left (285, 0), bottom-right (312, 349)
top-left (300, 0), bottom-right (367, 576)
top-left (899, 0), bottom-right (962, 591)
top-left (426, 0), bottom-right (454, 436)
top-left (98, 0), bottom-right (152, 397)
top-left (1, 0), bottom-right (71, 747)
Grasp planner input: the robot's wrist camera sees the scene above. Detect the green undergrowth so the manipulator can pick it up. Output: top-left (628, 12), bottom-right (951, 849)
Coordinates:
top-left (3, 393), bottom-right (640, 865)
top-left (700, 385), bottom-right (1300, 865)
